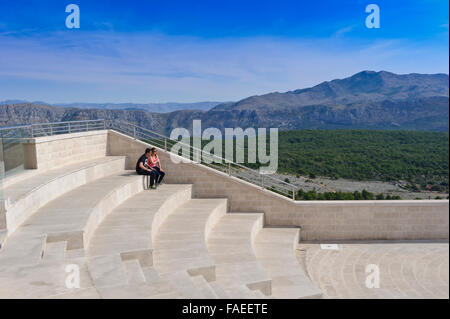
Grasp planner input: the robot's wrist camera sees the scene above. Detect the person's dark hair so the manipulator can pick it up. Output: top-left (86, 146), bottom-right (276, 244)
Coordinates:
top-left (145, 148), bottom-right (151, 154)
top-left (150, 147), bottom-right (157, 154)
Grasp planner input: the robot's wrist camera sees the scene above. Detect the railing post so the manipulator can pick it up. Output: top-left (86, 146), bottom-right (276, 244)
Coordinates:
top-left (68, 123), bottom-right (71, 134)
top-left (292, 186), bottom-right (296, 201)
top-left (228, 162), bottom-right (231, 176)
top-left (30, 126), bottom-right (34, 138)
top-left (86, 122), bottom-right (89, 132)
top-left (261, 176), bottom-right (264, 189)
top-left (164, 138), bottom-right (167, 151)
top-left (50, 125), bottom-right (53, 136)
top-left (103, 120), bottom-right (106, 130)
top-left (133, 126), bottom-right (136, 139)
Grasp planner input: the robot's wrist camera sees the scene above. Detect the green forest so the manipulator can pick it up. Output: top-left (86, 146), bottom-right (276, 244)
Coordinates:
top-left (246, 129), bottom-right (449, 192)
top-left (148, 128), bottom-right (449, 195)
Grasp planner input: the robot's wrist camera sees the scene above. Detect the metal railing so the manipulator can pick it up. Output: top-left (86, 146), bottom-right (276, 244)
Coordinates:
top-left (106, 120), bottom-right (299, 200)
top-left (0, 119), bottom-right (106, 138)
top-left (0, 119), bottom-right (300, 199)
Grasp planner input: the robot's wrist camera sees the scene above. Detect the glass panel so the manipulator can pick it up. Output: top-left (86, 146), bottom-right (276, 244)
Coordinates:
top-left (0, 127), bottom-right (27, 180)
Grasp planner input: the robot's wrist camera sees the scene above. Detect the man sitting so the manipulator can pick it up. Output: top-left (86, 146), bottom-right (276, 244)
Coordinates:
top-left (136, 148), bottom-right (158, 189)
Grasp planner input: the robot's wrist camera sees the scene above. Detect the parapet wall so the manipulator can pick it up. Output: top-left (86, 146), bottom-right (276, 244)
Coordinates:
top-left (107, 130), bottom-right (449, 241)
top-left (23, 130), bottom-right (108, 171)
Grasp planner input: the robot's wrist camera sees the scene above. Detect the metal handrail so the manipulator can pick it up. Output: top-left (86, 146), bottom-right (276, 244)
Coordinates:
top-left (107, 120), bottom-right (299, 200)
top-left (0, 119), bottom-right (105, 132)
top-left (0, 120), bottom-right (106, 135)
top-left (0, 119), bottom-right (301, 199)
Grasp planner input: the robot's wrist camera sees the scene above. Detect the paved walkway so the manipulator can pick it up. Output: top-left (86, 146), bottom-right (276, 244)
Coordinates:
top-left (300, 242), bottom-right (449, 299)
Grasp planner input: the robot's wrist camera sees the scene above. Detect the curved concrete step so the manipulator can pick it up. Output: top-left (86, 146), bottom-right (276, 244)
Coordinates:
top-left (97, 279), bottom-right (178, 299)
top-left (153, 198), bottom-right (227, 283)
top-left (192, 274), bottom-right (219, 299)
top-left (0, 230), bottom-right (6, 249)
top-left (0, 172), bottom-right (142, 268)
top-left (254, 228), bottom-right (323, 299)
top-left (87, 184), bottom-right (192, 258)
top-left (209, 281), bottom-right (231, 299)
top-left (86, 184), bottom-right (192, 293)
top-left (207, 213), bottom-right (271, 296)
top-left (223, 284), bottom-right (267, 299)
top-left (0, 156), bottom-right (126, 238)
top-left (160, 271), bottom-right (216, 299)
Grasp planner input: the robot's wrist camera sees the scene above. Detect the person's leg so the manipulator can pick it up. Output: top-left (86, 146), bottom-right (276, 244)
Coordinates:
top-left (152, 167), bottom-right (162, 184)
top-left (156, 168), bottom-right (165, 184)
top-left (149, 170), bottom-right (158, 188)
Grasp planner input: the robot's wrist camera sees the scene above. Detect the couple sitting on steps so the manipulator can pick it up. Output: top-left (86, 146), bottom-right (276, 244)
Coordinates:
top-left (136, 147), bottom-right (165, 189)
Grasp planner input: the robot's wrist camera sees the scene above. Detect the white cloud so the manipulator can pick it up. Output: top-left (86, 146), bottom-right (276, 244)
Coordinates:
top-left (0, 31), bottom-right (448, 103)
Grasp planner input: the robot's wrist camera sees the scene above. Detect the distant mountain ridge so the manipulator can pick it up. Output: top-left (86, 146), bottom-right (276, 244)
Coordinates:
top-left (0, 100), bottom-right (222, 113)
top-left (1, 71), bottom-right (448, 133)
top-left (55, 101), bottom-right (222, 113)
top-left (212, 71), bottom-right (448, 111)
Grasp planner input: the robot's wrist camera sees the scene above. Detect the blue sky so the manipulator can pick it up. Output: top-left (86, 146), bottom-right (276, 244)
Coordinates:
top-left (0, 0), bottom-right (448, 103)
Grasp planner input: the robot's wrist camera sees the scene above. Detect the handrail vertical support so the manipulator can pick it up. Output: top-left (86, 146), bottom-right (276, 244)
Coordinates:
top-left (68, 123), bottom-right (71, 134)
top-left (261, 176), bottom-right (265, 189)
top-left (164, 138), bottom-right (167, 151)
top-left (292, 186), bottom-right (296, 201)
top-left (30, 126), bottom-right (33, 138)
top-left (50, 125), bottom-right (53, 136)
top-left (228, 162), bottom-right (231, 176)
top-left (133, 126), bottom-right (136, 139)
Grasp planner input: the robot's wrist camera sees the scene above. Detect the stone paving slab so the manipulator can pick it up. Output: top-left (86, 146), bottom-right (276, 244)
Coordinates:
top-left (303, 242), bottom-right (449, 299)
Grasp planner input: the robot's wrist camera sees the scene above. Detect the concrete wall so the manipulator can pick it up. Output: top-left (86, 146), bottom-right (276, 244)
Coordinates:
top-left (24, 130), bottom-right (108, 171)
top-left (0, 139), bottom-right (25, 173)
top-left (107, 130), bottom-right (449, 241)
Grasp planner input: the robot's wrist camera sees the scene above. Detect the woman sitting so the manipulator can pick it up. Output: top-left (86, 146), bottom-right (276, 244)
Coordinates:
top-left (146, 147), bottom-right (165, 188)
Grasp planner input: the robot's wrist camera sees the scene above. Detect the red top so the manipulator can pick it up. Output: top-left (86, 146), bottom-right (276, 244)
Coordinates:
top-left (148, 155), bottom-right (159, 168)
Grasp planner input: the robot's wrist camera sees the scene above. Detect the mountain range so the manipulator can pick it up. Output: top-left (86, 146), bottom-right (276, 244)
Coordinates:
top-left (1, 71), bottom-right (448, 134)
top-left (0, 100), bottom-right (221, 113)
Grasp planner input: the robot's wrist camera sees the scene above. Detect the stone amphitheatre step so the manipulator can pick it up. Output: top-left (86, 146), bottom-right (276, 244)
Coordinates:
top-left (0, 171), bottom-right (142, 268)
top-left (46, 288), bottom-right (101, 299)
top-left (0, 156), bottom-right (126, 238)
top-left (209, 281), bottom-right (231, 298)
top-left (87, 184), bottom-right (192, 258)
top-left (254, 228), bottom-right (322, 299)
top-left (207, 213), bottom-right (271, 296)
top-left (191, 274), bottom-right (219, 299)
top-left (42, 241), bottom-right (67, 263)
top-left (153, 198), bottom-right (228, 283)
top-left (96, 279), bottom-right (178, 299)
top-left (85, 184), bottom-right (193, 297)
top-left (123, 259), bottom-right (146, 285)
top-left (223, 285), bottom-right (266, 299)
top-left (0, 256), bottom-right (94, 299)
top-left (147, 291), bottom-right (184, 299)
top-left (0, 230), bottom-right (6, 249)
top-left (160, 271), bottom-right (215, 299)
